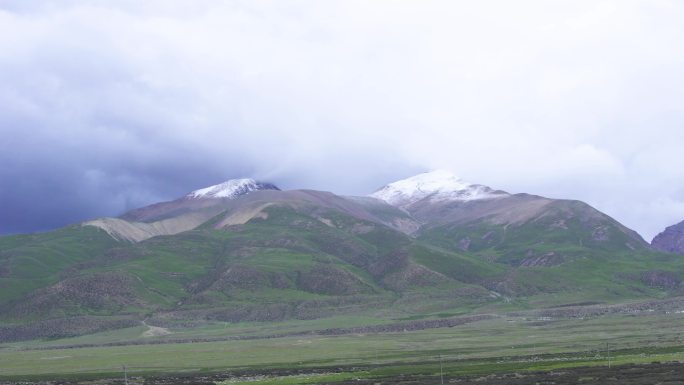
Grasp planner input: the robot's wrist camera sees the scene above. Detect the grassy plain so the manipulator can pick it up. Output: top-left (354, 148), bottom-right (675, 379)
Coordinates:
top-left (2, 306), bottom-right (684, 383)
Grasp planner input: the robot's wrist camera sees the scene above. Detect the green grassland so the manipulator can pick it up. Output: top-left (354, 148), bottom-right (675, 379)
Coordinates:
top-left (2, 307), bottom-right (684, 383)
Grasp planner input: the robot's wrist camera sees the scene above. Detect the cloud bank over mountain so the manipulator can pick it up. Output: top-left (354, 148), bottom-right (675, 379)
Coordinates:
top-left (1, 1), bottom-right (684, 239)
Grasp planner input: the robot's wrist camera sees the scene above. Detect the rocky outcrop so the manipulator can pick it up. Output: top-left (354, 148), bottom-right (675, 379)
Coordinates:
top-left (652, 220), bottom-right (684, 255)
top-left (83, 213), bottom-right (216, 242)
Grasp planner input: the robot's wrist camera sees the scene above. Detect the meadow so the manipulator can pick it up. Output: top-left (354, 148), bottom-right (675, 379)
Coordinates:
top-left (2, 303), bottom-right (684, 384)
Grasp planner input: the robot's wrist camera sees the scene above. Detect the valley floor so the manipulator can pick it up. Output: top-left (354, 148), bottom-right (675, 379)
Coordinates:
top-left (2, 298), bottom-right (684, 384)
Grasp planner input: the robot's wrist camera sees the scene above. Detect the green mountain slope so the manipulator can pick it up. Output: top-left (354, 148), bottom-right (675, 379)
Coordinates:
top-left (0, 226), bottom-right (119, 307)
top-left (1, 175), bottom-right (683, 342)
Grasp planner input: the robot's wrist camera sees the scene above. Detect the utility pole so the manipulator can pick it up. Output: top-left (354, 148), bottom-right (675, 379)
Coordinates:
top-left (439, 355), bottom-right (444, 385)
top-left (606, 342), bottom-right (611, 369)
top-left (123, 365), bottom-right (129, 385)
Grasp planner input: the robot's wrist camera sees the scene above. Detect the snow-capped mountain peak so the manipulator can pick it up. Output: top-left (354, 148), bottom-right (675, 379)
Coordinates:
top-left (186, 178), bottom-right (279, 199)
top-left (369, 170), bottom-right (508, 208)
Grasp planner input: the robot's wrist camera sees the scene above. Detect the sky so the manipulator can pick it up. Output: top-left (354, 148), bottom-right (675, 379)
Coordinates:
top-left (1, 0), bottom-right (684, 240)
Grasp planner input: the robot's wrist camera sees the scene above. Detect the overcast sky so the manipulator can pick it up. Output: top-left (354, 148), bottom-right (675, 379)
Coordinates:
top-left (1, 1), bottom-right (683, 240)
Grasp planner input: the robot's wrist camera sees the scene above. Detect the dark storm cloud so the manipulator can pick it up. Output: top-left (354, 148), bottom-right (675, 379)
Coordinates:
top-left (1, 1), bottom-right (684, 239)
top-left (0, 112), bottom-right (255, 233)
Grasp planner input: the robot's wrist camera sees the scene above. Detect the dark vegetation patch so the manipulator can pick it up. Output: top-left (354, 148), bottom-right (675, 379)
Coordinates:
top-left (3, 272), bottom-right (145, 319)
top-left (524, 297), bottom-right (684, 319)
top-left (206, 303), bottom-right (292, 322)
top-left (0, 317), bottom-right (138, 343)
top-left (330, 362), bottom-right (684, 385)
top-left (4, 358), bottom-right (684, 385)
top-left (213, 265), bottom-right (279, 292)
top-left (552, 301), bottom-right (604, 307)
top-left (297, 264), bottom-right (373, 295)
top-left (317, 314), bottom-right (493, 335)
top-left (380, 262), bottom-right (450, 291)
top-left (640, 270), bottom-right (681, 290)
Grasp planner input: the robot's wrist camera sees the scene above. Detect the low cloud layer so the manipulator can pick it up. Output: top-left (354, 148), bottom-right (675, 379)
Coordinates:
top-left (1, 1), bottom-right (683, 239)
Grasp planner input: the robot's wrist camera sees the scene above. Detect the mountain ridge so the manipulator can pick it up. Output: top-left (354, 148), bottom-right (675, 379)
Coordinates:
top-left (652, 220), bottom-right (684, 255)
top-left (1, 170), bottom-right (682, 342)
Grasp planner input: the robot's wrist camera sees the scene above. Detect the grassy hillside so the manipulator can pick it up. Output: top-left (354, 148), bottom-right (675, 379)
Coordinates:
top-left (0, 226), bottom-right (120, 307)
top-left (1, 191), bottom-right (684, 342)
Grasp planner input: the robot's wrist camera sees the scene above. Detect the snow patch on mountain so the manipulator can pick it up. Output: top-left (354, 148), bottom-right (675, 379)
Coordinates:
top-left (370, 170), bottom-right (508, 208)
top-left (186, 178), bottom-right (279, 199)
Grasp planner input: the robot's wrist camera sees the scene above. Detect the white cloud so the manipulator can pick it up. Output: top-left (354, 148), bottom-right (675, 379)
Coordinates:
top-left (1, 0), bottom-right (683, 239)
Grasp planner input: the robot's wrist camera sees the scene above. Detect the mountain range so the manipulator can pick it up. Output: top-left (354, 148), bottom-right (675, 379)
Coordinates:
top-left (1, 170), bottom-right (683, 342)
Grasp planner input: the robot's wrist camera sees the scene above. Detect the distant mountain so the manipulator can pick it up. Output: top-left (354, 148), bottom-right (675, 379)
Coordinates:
top-left (652, 220), bottom-right (684, 255)
top-left (0, 171), bottom-right (681, 342)
top-left (371, 170), bottom-right (648, 254)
